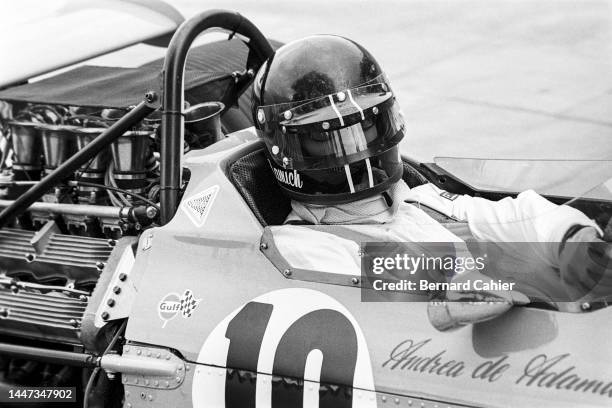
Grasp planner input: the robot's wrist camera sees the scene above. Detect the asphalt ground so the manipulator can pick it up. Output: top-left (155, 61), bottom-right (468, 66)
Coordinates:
top-left (167, 0), bottom-right (612, 163)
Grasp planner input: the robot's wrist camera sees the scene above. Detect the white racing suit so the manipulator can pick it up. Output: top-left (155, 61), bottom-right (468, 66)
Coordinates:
top-left (271, 180), bottom-right (601, 301)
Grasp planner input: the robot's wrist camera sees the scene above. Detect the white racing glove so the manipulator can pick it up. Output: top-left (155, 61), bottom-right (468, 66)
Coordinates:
top-left (559, 226), bottom-right (612, 302)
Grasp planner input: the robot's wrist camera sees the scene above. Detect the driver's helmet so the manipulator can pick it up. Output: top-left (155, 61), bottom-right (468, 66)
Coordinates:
top-left (252, 35), bottom-right (405, 205)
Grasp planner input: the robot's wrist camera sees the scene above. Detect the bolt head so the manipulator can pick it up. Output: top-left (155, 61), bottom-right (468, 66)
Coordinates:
top-left (145, 206), bottom-right (158, 219)
top-left (257, 109), bottom-right (266, 124)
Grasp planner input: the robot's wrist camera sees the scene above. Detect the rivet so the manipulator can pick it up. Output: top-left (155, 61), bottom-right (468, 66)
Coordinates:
top-left (165, 381), bottom-right (170, 388)
top-left (165, 354), bottom-right (171, 360)
top-left (144, 379), bottom-right (150, 385)
top-left (107, 299), bottom-right (116, 307)
top-left (107, 239), bottom-right (116, 247)
top-left (177, 366), bottom-right (183, 371)
top-left (283, 110), bottom-right (292, 120)
top-left (147, 351), bottom-right (151, 357)
top-left (282, 157), bottom-right (289, 166)
top-left (257, 109), bottom-right (266, 124)
top-left (148, 394), bottom-right (154, 401)
top-left (134, 378), bottom-right (139, 384)
top-left (337, 91), bottom-right (346, 102)
top-left (322, 121), bottom-right (330, 130)
top-left (381, 83), bottom-right (388, 92)
top-left (101, 311), bottom-right (110, 320)
top-left (372, 106), bottom-right (379, 115)
top-left (154, 380), bottom-right (159, 386)
top-left (260, 243), bottom-right (268, 250)
top-left (351, 277), bottom-right (360, 285)
top-left (123, 377), bottom-right (128, 383)
top-left (382, 396), bottom-right (387, 403)
top-left (25, 253), bottom-right (35, 262)
top-left (281, 126), bottom-right (287, 134)
top-left (283, 269), bottom-right (292, 277)
top-left (113, 286), bottom-right (121, 295)
top-left (96, 261), bottom-right (105, 270)
top-left (125, 391), bottom-right (130, 397)
top-left (420, 402), bottom-right (424, 407)
top-left (581, 302), bottom-right (591, 311)
top-left (408, 400), bottom-right (413, 406)
top-left (79, 295), bottom-right (88, 302)
top-left (176, 376), bottom-right (181, 382)
top-left (394, 397), bottom-right (400, 404)
top-left (271, 145), bottom-right (280, 155)
top-left (156, 353), bottom-right (161, 358)
top-left (69, 319), bottom-right (79, 328)
top-left (186, 365), bottom-right (191, 371)
top-left (140, 392), bottom-right (145, 399)
top-left (126, 404), bottom-right (132, 408)
top-left (118, 273), bottom-right (127, 281)
top-left (136, 349), bottom-right (141, 355)
top-left (125, 347), bottom-right (130, 352)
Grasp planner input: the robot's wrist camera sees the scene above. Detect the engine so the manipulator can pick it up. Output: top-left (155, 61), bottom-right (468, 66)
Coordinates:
top-left (0, 96), bottom-right (225, 405)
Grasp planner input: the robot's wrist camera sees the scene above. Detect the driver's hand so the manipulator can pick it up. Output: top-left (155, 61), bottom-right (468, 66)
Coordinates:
top-left (559, 226), bottom-right (612, 302)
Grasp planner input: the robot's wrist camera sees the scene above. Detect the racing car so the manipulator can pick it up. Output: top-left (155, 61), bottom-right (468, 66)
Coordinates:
top-left (0, 2), bottom-right (611, 408)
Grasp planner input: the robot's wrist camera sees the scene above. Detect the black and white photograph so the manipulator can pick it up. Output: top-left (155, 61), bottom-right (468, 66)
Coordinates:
top-left (0, 1), bottom-right (611, 407)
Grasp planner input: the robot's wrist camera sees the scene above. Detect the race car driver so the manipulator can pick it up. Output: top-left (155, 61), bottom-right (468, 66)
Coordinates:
top-left (252, 35), bottom-right (612, 303)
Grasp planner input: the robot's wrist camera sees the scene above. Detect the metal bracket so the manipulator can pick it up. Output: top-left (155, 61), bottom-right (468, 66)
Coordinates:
top-left (104, 346), bottom-right (186, 390)
top-left (29, 220), bottom-right (60, 254)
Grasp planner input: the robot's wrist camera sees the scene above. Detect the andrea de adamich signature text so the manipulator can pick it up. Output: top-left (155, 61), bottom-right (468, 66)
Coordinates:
top-left (383, 338), bottom-right (612, 398)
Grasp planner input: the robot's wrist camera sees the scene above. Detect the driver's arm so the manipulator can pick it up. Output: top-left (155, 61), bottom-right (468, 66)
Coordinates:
top-left (404, 183), bottom-right (601, 268)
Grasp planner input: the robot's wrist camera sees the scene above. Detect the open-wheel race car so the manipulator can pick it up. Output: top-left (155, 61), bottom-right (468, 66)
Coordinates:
top-left (0, 2), bottom-right (611, 407)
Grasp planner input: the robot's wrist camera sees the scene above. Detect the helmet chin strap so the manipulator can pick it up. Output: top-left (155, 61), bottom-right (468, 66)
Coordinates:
top-left (287, 180), bottom-right (408, 225)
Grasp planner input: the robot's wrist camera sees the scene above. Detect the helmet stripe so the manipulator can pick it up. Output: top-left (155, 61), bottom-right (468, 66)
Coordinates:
top-left (328, 95), bottom-right (345, 127)
top-left (365, 158), bottom-right (374, 188)
top-left (347, 89), bottom-right (365, 120)
top-left (344, 164), bottom-right (356, 193)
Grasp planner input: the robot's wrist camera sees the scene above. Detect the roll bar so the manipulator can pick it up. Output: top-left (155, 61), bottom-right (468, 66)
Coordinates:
top-left (159, 9), bottom-right (274, 224)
